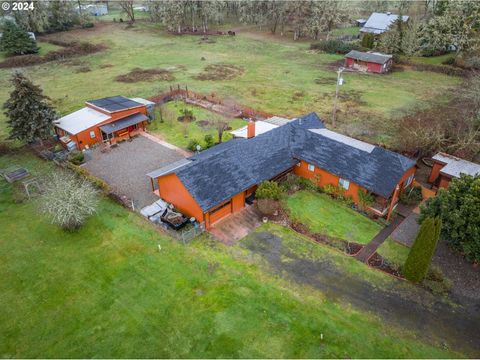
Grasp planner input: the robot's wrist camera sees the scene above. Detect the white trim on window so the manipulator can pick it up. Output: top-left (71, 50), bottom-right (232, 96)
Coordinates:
top-left (339, 178), bottom-right (350, 190)
top-left (89, 130), bottom-right (96, 139)
top-left (307, 164), bottom-right (315, 172)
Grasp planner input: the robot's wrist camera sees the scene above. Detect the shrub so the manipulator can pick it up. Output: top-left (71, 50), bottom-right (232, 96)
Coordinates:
top-left (399, 186), bottom-right (423, 205)
top-left (403, 217), bottom-right (442, 283)
top-left (257, 198), bottom-right (280, 216)
top-left (68, 151), bottom-right (84, 165)
top-left (256, 181), bottom-right (282, 200)
top-left (310, 40), bottom-right (360, 55)
top-left (358, 189), bottom-right (374, 209)
top-left (204, 134), bottom-right (214, 148)
top-left (187, 139), bottom-right (201, 152)
top-left (361, 33), bottom-right (374, 49)
top-left (39, 171), bottom-right (99, 231)
top-left (81, 22), bottom-right (95, 29)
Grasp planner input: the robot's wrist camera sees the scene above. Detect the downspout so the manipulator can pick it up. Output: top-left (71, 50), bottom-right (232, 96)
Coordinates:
top-left (386, 185), bottom-right (400, 221)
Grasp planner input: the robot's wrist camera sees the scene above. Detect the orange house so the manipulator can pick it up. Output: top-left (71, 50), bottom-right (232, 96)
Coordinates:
top-left (147, 113), bottom-right (417, 229)
top-left (53, 96), bottom-right (153, 150)
top-left (428, 152), bottom-right (480, 190)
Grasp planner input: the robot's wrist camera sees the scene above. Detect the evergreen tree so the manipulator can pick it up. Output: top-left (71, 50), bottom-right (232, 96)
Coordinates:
top-left (419, 175), bottom-right (480, 263)
top-left (403, 217), bottom-right (442, 283)
top-left (0, 20), bottom-right (38, 56)
top-left (46, 0), bottom-right (77, 32)
top-left (3, 72), bottom-right (57, 144)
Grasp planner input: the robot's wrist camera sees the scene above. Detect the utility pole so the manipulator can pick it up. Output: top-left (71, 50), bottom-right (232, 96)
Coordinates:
top-left (332, 67), bottom-right (344, 128)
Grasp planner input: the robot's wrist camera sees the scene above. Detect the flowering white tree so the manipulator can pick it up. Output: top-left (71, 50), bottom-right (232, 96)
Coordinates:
top-left (39, 171), bottom-right (99, 231)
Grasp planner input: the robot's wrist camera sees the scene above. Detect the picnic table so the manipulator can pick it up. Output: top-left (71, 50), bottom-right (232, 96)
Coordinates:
top-left (1, 166), bottom-right (30, 183)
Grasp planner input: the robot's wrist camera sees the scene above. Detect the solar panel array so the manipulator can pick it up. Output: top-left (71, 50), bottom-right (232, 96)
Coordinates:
top-left (87, 96), bottom-right (142, 112)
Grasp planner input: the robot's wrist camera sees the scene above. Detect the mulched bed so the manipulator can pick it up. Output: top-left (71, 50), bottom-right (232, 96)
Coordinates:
top-left (290, 221), bottom-right (362, 255)
top-left (115, 68), bottom-right (175, 83)
top-left (0, 40), bottom-right (106, 69)
top-left (194, 64), bottom-right (245, 81)
top-left (368, 252), bottom-right (403, 278)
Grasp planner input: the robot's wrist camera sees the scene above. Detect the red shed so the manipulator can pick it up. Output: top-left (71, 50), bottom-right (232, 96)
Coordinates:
top-left (344, 50), bottom-right (393, 74)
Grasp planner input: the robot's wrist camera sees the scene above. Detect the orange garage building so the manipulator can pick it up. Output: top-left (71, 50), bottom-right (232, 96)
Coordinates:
top-left (53, 96), bottom-right (154, 150)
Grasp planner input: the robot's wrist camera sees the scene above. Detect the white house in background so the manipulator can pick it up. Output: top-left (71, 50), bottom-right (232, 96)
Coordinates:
top-left (230, 116), bottom-right (292, 138)
top-left (80, 4), bottom-right (108, 16)
top-left (360, 12), bottom-right (409, 35)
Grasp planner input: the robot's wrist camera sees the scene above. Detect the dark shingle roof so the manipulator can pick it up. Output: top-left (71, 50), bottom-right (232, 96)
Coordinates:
top-left (345, 50), bottom-right (392, 65)
top-left (175, 113), bottom-right (323, 211)
top-left (87, 96), bottom-right (143, 113)
top-left (291, 128), bottom-right (416, 198)
top-left (152, 112), bottom-right (415, 211)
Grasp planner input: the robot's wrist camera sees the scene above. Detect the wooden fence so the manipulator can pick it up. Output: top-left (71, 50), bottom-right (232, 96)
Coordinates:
top-left (149, 85), bottom-right (273, 120)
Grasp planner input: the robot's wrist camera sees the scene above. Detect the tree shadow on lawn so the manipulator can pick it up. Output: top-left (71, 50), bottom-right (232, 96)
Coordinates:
top-left (240, 230), bottom-right (480, 356)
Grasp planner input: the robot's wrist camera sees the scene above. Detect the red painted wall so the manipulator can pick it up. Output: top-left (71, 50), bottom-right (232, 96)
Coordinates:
top-left (294, 160), bottom-right (364, 203)
top-left (428, 161), bottom-right (446, 184)
top-left (157, 173), bottom-right (205, 223)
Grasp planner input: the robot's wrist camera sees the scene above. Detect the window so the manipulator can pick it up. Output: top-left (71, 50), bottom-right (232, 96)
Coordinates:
top-left (90, 131), bottom-right (96, 139)
top-left (404, 174), bottom-right (414, 188)
top-left (307, 164), bottom-right (315, 172)
top-left (339, 178), bottom-right (350, 190)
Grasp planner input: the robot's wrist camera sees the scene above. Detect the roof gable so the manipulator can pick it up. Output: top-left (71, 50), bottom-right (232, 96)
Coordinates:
top-left (54, 107), bottom-right (110, 135)
top-left (361, 12), bottom-right (409, 34)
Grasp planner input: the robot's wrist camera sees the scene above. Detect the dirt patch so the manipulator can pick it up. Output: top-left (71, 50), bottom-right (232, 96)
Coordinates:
top-left (194, 64), bottom-right (245, 81)
top-left (314, 76), bottom-right (337, 85)
top-left (74, 66), bottom-right (91, 73)
top-left (368, 252), bottom-right (403, 277)
top-left (197, 120), bottom-right (211, 128)
top-left (99, 63), bottom-right (113, 69)
top-left (115, 68), bottom-right (175, 83)
top-left (0, 41), bottom-right (106, 69)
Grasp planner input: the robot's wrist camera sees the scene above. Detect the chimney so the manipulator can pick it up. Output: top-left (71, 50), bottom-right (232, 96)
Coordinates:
top-left (247, 120), bottom-right (255, 138)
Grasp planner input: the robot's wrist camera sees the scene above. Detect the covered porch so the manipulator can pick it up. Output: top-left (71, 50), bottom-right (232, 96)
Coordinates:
top-left (99, 113), bottom-right (148, 145)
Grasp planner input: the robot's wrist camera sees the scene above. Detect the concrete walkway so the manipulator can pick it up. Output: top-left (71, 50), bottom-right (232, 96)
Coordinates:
top-left (355, 215), bottom-right (404, 262)
top-left (141, 131), bottom-right (192, 157)
top-left (209, 206), bottom-right (262, 245)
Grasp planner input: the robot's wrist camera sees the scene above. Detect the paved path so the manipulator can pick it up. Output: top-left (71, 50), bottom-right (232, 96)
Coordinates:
top-left (355, 215), bottom-right (404, 262)
top-left (209, 206), bottom-right (262, 245)
top-left (141, 131), bottom-right (192, 157)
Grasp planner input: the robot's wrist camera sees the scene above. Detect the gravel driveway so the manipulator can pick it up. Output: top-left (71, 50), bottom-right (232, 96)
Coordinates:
top-left (83, 135), bottom-right (185, 209)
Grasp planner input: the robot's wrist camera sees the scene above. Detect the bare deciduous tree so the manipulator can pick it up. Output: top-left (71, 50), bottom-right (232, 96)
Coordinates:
top-left (119, 0), bottom-right (135, 22)
top-left (39, 171), bottom-right (99, 231)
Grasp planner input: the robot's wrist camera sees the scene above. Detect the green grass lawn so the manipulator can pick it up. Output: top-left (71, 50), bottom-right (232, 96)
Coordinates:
top-left (148, 101), bottom-right (247, 148)
top-left (377, 237), bottom-right (411, 268)
top-left (285, 190), bottom-right (382, 244)
top-left (0, 151), bottom-right (464, 358)
top-left (332, 26), bottom-right (360, 36)
top-left (0, 22), bottom-right (460, 145)
top-left (410, 53), bottom-right (455, 65)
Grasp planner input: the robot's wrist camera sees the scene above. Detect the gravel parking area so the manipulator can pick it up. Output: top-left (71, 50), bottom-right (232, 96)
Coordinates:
top-left (83, 135), bottom-right (185, 209)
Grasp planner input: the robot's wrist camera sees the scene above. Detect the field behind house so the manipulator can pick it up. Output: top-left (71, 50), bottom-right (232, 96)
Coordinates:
top-left (0, 22), bottom-right (461, 147)
top-left (0, 151), bottom-right (473, 358)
